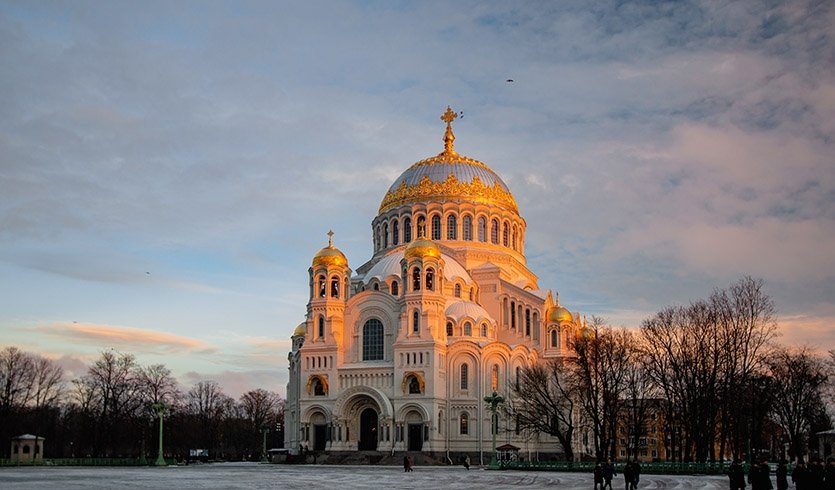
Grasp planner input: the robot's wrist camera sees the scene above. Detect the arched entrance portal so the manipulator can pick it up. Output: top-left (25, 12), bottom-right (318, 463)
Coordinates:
top-left (359, 408), bottom-right (378, 451)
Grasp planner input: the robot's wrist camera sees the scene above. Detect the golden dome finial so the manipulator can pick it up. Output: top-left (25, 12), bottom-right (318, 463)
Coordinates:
top-left (440, 106), bottom-right (458, 156)
top-left (327, 229), bottom-right (334, 248)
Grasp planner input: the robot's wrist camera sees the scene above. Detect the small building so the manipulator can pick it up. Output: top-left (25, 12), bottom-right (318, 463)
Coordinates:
top-left (10, 434), bottom-right (45, 463)
top-left (817, 429), bottom-right (835, 460)
top-left (496, 443), bottom-right (521, 463)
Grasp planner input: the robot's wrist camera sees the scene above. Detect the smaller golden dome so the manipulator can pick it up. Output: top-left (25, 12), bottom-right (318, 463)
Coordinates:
top-left (548, 306), bottom-right (573, 324)
top-left (293, 322), bottom-right (307, 337)
top-left (575, 326), bottom-right (595, 341)
top-left (312, 230), bottom-right (348, 268)
top-left (404, 237), bottom-right (441, 260)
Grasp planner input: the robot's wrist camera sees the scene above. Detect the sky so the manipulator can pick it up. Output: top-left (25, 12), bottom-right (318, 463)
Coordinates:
top-left (1, 1), bottom-right (834, 399)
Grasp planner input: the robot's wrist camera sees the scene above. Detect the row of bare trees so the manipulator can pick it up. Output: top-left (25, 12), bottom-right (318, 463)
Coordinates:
top-left (0, 348), bottom-right (284, 460)
top-left (511, 276), bottom-right (833, 463)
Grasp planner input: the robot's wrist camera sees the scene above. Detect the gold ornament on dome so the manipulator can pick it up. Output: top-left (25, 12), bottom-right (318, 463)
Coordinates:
top-left (379, 173), bottom-right (519, 214)
top-left (404, 236), bottom-right (441, 260)
top-left (312, 229), bottom-right (348, 267)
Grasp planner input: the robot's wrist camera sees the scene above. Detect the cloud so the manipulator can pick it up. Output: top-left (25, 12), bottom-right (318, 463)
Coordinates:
top-left (38, 322), bottom-right (215, 354)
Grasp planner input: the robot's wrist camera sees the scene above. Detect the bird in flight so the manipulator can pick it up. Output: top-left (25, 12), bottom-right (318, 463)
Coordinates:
top-left (506, 79), bottom-right (514, 83)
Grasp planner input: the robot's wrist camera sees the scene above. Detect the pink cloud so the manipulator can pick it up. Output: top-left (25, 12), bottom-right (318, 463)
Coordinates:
top-left (39, 322), bottom-right (216, 354)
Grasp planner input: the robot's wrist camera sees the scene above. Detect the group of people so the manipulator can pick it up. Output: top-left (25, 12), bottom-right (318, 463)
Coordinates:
top-left (789, 457), bottom-right (835, 489)
top-left (593, 458), bottom-right (640, 490)
top-left (402, 455), bottom-right (414, 472)
top-left (728, 456), bottom-right (835, 490)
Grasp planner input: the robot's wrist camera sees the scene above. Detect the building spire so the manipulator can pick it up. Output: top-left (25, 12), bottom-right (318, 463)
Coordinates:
top-left (327, 229), bottom-right (334, 248)
top-left (440, 106), bottom-right (458, 155)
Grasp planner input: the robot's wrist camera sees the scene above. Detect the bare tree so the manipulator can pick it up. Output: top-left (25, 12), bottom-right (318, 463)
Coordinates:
top-left (767, 347), bottom-right (829, 459)
top-left (29, 354), bottom-right (64, 409)
top-left (509, 359), bottom-right (576, 460)
top-left (0, 346), bottom-right (34, 412)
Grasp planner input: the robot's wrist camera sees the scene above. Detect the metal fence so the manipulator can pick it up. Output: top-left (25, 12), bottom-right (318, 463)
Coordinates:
top-left (0, 458), bottom-right (170, 467)
top-left (498, 460), bottom-right (787, 475)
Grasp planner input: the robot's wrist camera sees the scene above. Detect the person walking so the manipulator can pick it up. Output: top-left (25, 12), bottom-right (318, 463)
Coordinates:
top-left (750, 458), bottom-right (773, 490)
top-left (463, 455), bottom-right (470, 470)
top-left (403, 455), bottom-right (410, 473)
top-left (623, 461), bottom-right (634, 490)
top-left (631, 460), bottom-right (641, 490)
top-left (809, 458), bottom-right (824, 487)
top-left (594, 462), bottom-right (603, 490)
top-left (729, 459), bottom-right (746, 490)
top-left (825, 457), bottom-right (835, 490)
top-left (792, 459), bottom-right (807, 490)
top-left (775, 460), bottom-right (788, 490)
top-left (602, 458), bottom-right (617, 490)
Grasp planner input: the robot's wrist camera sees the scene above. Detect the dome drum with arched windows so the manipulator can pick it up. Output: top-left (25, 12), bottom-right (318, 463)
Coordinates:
top-left (285, 107), bottom-right (584, 459)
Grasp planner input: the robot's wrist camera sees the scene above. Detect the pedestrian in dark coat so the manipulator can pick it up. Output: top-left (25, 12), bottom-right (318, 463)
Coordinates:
top-left (623, 461), bottom-right (633, 490)
top-left (809, 458), bottom-right (825, 487)
top-left (775, 460), bottom-right (788, 490)
top-left (825, 457), bottom-right (835, 490)
top-left (631, 460), bottom-right (641, 490)
top-left (751, 459), bottom-right (773, 490)
top-left (403, 455), bottom-right (410, 472)
top-left (594, 462), bottom-right (603, 490)
top-left (602, 458), bottom-right (616, 490)
top-left (729, 459), bottom-right (746, 490)
top-left (792, 459), bottom-right (807, 490)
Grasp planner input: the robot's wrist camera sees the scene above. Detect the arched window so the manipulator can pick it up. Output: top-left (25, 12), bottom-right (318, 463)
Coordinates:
top-left (313, 377), bottom-right (325, 396)
top-left (416, 216), bottom-right (426, 238)
top-left (412, 310), bottom-right (420, 334)
top-left (446, 322), bottom-right (453, 336)
top-left (373, 283), bottom-right (379, 291)
top-left (447, 214), bottom-right (457, 240)
top-left (511, 302), bottom-right (516, 330)
top-left (525, 308), bottom-right (531, 336)
top-left (383, 222), bottom-right (389, 249)
top-left (502, 222), bottom-right (509, 247)
top-left (490, 219), bottom-right (499, 244)
top-left (512, 225), bottom-right (518, 250)
top-left (425, 268), bottom-right (434, 291)
top-left (318, 275), bottom-right (326, 298)
top-left (331, 277), bottom-right (340, 298)
top-left (492, 365), bottom-right (499, 391)
top-left (408, 376), bottom-right (421, 394)
top-left (392, 220), bottom-right (400, 246)
top-left (404, 217), bottom-right (412, 243)
top-left (391, 281), bottom-right (399, 296)
top-left (551, 329), bottom-right (558, 348)
top-left (481, 323), bottom-right (488, 337)
top-left (375, 226), bottom-right (381, 251)
top-left (462, 215), bottom-right (473, 241)
top-left (318, 315), bottom-right (325, 338)
top-left (362, 319), bottom-right (384, 361)
top-left (460, 412), bottom-right (469, 435)
top-left (460, 363), bottom-right (469, 390)
top-left (454, 284), bottom-right (461, 298)
top-left (502, 298), bottom-right (508, 326)
top-left (412, 267), bottom-right (421, 291)
top-left (478, 217), bottom-right (487, 242)
top-left (431, 214), bottom-right (441, 240)
top-left (464, 322), bottom-right (472, 336)
top-left (533, 312), bottom-right (540, 342)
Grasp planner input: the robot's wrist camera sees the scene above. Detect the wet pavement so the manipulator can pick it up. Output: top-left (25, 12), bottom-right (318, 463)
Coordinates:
top-left (0, 462), bottom-right (742, 489)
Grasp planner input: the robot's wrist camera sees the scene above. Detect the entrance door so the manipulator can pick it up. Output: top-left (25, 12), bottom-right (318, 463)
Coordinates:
top-left (314, 424), bottom-right (327, 451)
top-left (358, 408), bottom-right (378, 451)
top-left (408, 423), bottom-right (423, 451)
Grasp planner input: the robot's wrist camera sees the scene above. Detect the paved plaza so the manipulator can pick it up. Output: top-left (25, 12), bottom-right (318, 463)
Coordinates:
top-left (0, 462), bottom-right (749, 489)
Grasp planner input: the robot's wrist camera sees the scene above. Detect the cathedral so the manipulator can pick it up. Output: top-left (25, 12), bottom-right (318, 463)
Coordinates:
top-left (285, 107), bottom-right (582, 462)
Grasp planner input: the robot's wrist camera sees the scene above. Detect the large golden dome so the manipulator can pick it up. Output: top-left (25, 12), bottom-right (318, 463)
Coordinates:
top-left (379, 107), bottom-right (518, 214)
top-left (312, 231), bottom-right (348, 268)
top-left (292, 322), bottom-right (307, 337)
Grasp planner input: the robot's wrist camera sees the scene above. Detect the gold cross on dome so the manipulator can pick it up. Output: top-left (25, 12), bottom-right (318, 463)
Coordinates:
top-left (327, 229), bottom-right (334, 247)
top-left (440, 106), bottom-right (458, 155)
top-left (441, 106), bottom-right (458, 125)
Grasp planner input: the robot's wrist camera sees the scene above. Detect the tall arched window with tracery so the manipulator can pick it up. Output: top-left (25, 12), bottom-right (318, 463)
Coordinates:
top-left (392, 219), bottom-right (400, 246)
top-left (512, 225), bottom-right (518, 250)
top-left (391, 281), bottom-right (399, 296)
top-left (362, 319), bottom-right (384, 361)
top-left (460, 412), bottom-right (469, 435)
top-left (464, 322), bottom-right (472, 336)
top-left (525, 308), bottom-right (531, 336)
top-left (446, 322), bottom-right (454, 336)
top-left (481, 323), bottom-right (487, 337)
top-left (478, 217), bottom-right (487, 242)
top-left (412, 310), bottom-right (420, 334)
top-left (460, 363), bottom-right (469, 390)
top-left (510, 302), bottom-right (516, 329)
top-left (404, 217), bottom-right (412, 243)
top-left (502, 222), bottom-right (509, 247)
top-left (550, 329), bottom-right (558, 348)
top-left (462, 215), bottom-right (472, 241)
top-left (431, 214), bottom-right (441, 240)
top-left (491, 219), bottom-right (499, 244)
top-left (318, 315), bottom-right (324, 338)
top-left (447, 214), bottom-right (457, 240)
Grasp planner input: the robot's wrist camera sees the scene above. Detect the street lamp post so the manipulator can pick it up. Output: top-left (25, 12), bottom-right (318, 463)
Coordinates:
top-left (152, 402), bottom-right (168, 466)
top-left (483, 391), bottom-right (505, 469)
top-left (260, 424), bottom-right (270, 463)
